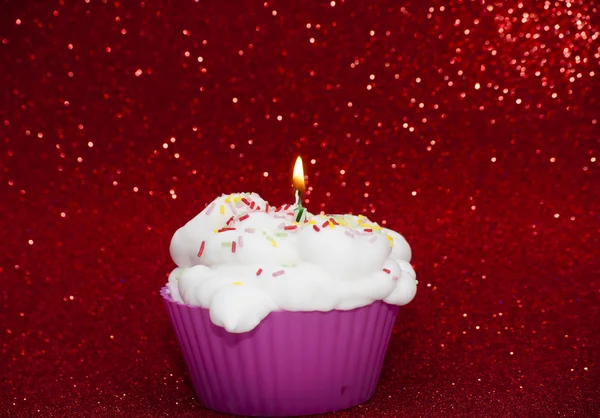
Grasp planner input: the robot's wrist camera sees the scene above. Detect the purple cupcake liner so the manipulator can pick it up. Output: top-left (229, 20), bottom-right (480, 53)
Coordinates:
top-left (161, 287), bottom-right (399, 417)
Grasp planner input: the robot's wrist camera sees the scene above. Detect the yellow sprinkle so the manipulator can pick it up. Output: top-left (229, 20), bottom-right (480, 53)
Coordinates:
top-left (328, 221), bottom-right (334, 228)
top-left (387, 235), bottom-right (394, 247)
top-left (270, 239), bottom-right (277, 247)
top-left (373, 225), bottom-right (382, 231)
top-left (219, 205), bottom-right (225, 214)
top-left (214, 229), bottom-right (218, 233)
top-left (308, 220), bottom-right (316, 225)
top-left (225, 196), bottom-right (231, 203)
top-left (234, 196), bottom-right (242, 203)
top-left (232, 281), bottom-right (243, 285)
top-left (293, 221), bottom-right (300, 225)
top-left (339, 220), bottom-right (349, 227)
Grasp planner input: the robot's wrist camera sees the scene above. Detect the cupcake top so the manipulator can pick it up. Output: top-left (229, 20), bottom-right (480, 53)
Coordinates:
top-left (167, 192), bottom-right (417, 333)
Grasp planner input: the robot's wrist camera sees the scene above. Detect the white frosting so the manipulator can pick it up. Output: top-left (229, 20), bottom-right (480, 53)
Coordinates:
top-left (167, 193), bottom-right (417, 333)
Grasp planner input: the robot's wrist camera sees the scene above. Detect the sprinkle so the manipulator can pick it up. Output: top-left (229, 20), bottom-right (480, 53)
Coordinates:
top-left (228, 200), bottom-right (238, 214)
top-left (256, 206), bottom-right (261, 211)
top-left (344, 230), bottom-right (355, 238)
top-left (197, 241), bottom-right (205, 257)
top-left (322, 220), bottom-right (329, 228)
top-left (270, 239), bottom-right (277, 247)
top-left (392, 276), bottom-right (399, 282)
top-left (217, 227), bottom-right (236, 233)
top-left (241, 197), bottom-right (251, 206)
top-left (265, 203), bottom-right (270, 212)
top-left (284, 225), bottom-right (297, 230)
top-left (231, 240), bottom-right (237, 253)
top-left (256, 268), bottom-right (263, 276)
top-left (221, 242), bottom-right (232, 247)
top-left (219, 205), bottom-right (225, 215)
top-left (213, 229), bottom-right (218, 234)
top-left (232, 281), bottom-right (243, 285)
top-left (272, 270), bottom-right (285, 277)
top-left (238, 236), bottom-right (244, 247)
top-left (329, 218), bottom-right (339, 226)
top-left (328, 221), bottom-right (335, 228)
top-left (245, 228), bottom-right (255, 233)
top-left (226, 216), bottom-right (235, 225)
top-left (225, 196), bottom-right (232, 203)
top-left (250, 201), bottom-right (255, 209)
top-left (339, 220), bottom-right (349, 227)
top-left (383, 268), bottom-right (391, 274)
top-left (278, 222), bottom-right (286, 229)
top-left (308, 220), bottom-right (316, 225)
top-left (387, 235), bottom-right (394, 247)
top-left (239, 214), bottom-right (250, 222)
top-left (274, 232), bottom-right (287, 237)
top-left (313, 225), bottom-right (321, 232)
top-left (369, 236), bottom-right (377, 242)
top-left (364, 228), bottom-right (373, 232)
top-left (233, 196), bottom-right (242, 203)
top-left (205, 202), bottom-right (216, 215)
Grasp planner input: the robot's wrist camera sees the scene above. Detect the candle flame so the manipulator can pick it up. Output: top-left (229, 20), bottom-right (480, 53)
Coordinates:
top-left (292, 156), bottom-right (306, 193)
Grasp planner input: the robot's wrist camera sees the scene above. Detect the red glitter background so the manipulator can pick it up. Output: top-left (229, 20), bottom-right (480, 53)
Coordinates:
top-left (1, 0), bottom-right (599, 416)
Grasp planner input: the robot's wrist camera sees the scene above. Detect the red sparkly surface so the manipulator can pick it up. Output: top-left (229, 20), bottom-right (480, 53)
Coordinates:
top-left (1, 0), bottom-right (599, 416)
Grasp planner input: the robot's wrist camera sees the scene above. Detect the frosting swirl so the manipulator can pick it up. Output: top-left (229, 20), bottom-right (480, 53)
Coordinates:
top-left (167, 193), bottom-right (417, 333)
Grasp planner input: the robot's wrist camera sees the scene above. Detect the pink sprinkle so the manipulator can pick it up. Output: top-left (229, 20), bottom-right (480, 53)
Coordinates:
top-left (284, 225), bottom-right (297, 230)
top-left (383, 268), bottom-right (391, 274)
top-left (256, 206), bottom-right (261, 211)
top-left (205, 202), bottom-right (216, 215)
top-left (228, 200), bottom-right (238, 215)
top-left (238, 214), bottom-right (250, 222)
top-left (344, 230), bottom-right (355, 238)
top-left (272, 270), bottom-right (285, 277)
top-left (241, 198), bottom-right (251, 206)
top-left (364, 228), bottom-right (373, 232)
top-left (278, 222), bottom-right (286, 229)
top-left (256, 268), bottom-right (263, 276)
top-left (392, 276), bottom-right (399, 282)
top-left (197, 241), bottom-right (205, 257)
top-left (369, 236), bottom-right (377, 243)
top-left (313, 225), bottom-right (320, 232)
top-left (245, 228), bottom-right (255, 233)
top-left (238, 236), bottom-right (244, 247)
top-left (226, 216), bottom-right (234, 225)
top-left (231, 241), bottom-right (237, 253)
top-left (250, 201), bottom-right (255, 209)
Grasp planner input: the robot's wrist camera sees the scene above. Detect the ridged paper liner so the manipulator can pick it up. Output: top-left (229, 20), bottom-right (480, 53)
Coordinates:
top-left (161, 287), bottom-right (399, 417)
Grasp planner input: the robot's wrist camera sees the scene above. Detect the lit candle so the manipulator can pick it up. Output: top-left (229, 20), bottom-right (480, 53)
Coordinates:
top-left (292, 156), bottom-right (307, 222)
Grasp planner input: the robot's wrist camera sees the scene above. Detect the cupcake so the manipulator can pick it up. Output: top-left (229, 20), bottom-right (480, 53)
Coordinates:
top-left (163, 192), bottom-right (417, 416)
